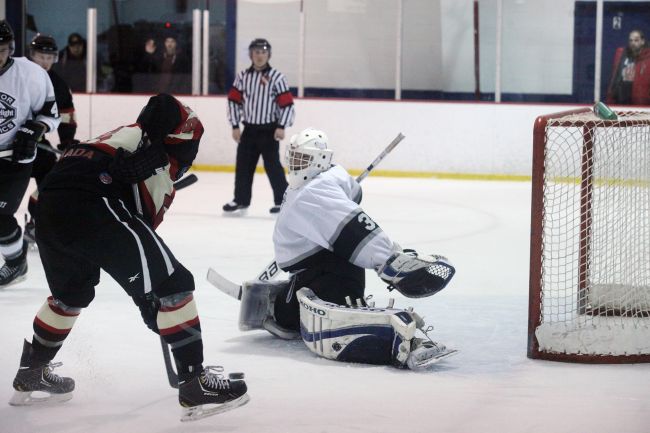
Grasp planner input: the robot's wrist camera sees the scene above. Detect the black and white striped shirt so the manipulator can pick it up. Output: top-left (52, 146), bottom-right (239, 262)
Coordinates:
top-left (227, 64), bottom-right (295, 128)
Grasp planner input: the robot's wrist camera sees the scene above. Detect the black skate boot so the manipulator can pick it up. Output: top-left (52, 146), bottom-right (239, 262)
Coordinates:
top-left (222, 201), bottom-right (248, 216)
top-left (9, 340), bottom-right (75, 406)
top-left (269, 205), bottom-right (281, 214)
top-left (178, 366), bottom-right (249, 421)
top-left (0, 241), bottom-right (28, 288)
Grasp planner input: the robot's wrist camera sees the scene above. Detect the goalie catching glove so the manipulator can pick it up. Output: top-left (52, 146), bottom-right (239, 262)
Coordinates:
top-left (378, 249), bottom-right (455, 298)
top-left (108, 143), bottom-right (169, 183)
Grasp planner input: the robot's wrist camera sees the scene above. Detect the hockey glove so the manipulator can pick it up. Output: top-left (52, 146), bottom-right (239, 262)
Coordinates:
top-left (56, 122), bottom-right (78, 150)
top-left (131, 292), bottom-right (160, 334)
top-left (108, 145), bottom-right (169, 184)
top-left (12, 120), bottom-right (47, 163)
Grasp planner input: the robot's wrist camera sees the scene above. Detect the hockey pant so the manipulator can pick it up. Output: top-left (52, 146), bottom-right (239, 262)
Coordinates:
top-left (31, 191), bottom-right (203, 373)
top-left (0, 159), bottom-right (32, 262)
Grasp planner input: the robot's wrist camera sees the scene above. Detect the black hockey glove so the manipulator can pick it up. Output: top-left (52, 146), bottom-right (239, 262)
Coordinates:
top-left (56, 123), bottom-right (78, 150)
top-left (131, 292), bottom-right (160, 334)
top-left (108, 145), bottom-right (169, 184)
top-left (12, 120), bottom-right (47, 163)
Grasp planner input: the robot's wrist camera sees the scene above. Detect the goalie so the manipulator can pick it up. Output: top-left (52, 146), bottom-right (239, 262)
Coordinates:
top-left (237, 127), bottom-right (456, 370)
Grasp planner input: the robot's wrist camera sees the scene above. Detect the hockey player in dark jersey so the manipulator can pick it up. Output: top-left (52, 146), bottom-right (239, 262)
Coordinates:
top-left (0, 20), bottom-right (60, 287)
top-left (24, 34), bottom-right (79, 244)
top-left (235, 127), bottom-right (457, 370)
top-left (9, 94), bottom-right (249, 421)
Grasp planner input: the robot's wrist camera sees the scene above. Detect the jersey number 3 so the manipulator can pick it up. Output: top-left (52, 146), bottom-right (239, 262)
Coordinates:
top-left (357, 213), bottom-right (377, 231)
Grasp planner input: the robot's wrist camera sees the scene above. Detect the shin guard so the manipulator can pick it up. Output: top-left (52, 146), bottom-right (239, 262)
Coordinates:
top-left (157, 292), bottom-right (203, 373)
top-left (32, 297), bottom-right (81, 362)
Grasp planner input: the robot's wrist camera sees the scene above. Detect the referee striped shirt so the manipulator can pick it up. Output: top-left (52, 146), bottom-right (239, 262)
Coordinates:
top-left (227, 64), bottom-right (295, 129)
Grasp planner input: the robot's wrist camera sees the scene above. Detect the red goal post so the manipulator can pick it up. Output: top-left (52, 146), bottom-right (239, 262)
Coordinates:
top-left (528, 107), bottom-right (650, 363)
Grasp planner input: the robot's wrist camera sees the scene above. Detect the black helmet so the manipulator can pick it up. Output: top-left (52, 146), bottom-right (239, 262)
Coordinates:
top-left (29, 34), bottom-right (59, 64)
top-left (0, 20), bottom-right (14, 45)
top-left (30, 34), bottom-right (58, 54)
top-left (249, 38), bottom-right (271, 53)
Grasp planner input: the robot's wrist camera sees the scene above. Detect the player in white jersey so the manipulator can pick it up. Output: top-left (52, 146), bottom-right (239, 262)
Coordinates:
top-left (0, 20), bottom-right (60, 287)
top-left (237, 127), bottom-right (457, 370)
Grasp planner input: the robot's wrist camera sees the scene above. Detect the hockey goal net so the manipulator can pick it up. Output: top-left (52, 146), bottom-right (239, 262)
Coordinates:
top-left (528, 107), bottom-right (650, 363)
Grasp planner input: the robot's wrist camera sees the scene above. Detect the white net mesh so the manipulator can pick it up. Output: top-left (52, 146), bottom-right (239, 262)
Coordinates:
top-left (535, 110), bottom-right (650, 356)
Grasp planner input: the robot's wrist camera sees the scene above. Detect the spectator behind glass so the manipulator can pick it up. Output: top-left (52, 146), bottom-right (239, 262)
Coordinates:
top-left (156, 35), bottom-right (190, 94)
top-left (606, 29), bottom-right (650, 105)
top-left (133, 37), bottom-right (159, 93)
top-left (54, 33), bottom-right (86, 92)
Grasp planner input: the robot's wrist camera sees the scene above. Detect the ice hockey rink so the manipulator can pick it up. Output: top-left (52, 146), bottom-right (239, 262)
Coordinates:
top-left (0, 172), bottom-right (648, 433)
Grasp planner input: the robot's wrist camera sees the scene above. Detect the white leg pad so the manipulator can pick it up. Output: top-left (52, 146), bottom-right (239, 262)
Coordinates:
top-left (297, 288), bottom-right (418, 367)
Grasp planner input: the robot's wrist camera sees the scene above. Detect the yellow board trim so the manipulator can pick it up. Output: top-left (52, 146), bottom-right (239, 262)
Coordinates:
top-left (191, 164), bottom-right (532, 182)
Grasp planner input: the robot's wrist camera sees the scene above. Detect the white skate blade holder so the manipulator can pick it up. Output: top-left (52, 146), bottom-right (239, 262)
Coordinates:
top-left (8, 389), bottom-right (73, 406)
top-left (409, 348), bottom-right (459, 370)
top-left (181, 393), bottom-right (250, 422)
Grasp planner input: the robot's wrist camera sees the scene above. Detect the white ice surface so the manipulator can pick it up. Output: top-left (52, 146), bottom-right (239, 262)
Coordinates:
top-left (1, 172), bottom-right (648, 433)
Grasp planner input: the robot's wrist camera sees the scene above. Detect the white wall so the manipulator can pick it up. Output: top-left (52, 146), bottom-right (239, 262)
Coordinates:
top-left (63, 93), bottom-right (616, 178)
top-left (235, 0), bottom-right (578, 94)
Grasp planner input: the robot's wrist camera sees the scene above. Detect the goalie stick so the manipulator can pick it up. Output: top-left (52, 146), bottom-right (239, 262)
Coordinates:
top-left (207, 132), bottom-right (406, 295)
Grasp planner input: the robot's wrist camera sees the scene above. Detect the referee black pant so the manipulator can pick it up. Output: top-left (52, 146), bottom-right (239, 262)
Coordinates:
top-left (233, 124), bottom-right (288, 206)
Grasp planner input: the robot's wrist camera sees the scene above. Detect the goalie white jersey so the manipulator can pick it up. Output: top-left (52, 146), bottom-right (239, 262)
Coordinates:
top-left (0, 57), bottom-right (59, 150)
top-left (273, 165), bottom-right (395, 273)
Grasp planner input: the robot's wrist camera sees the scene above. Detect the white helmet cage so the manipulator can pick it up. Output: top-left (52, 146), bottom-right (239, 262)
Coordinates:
top-left (286, 128), bottom-right (333, 188)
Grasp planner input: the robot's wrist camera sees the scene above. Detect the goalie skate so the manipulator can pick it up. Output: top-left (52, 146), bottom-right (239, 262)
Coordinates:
top-left (179, 366), bottom-right (250, 422)
top-left (406, 339), bottom-right (459, 370)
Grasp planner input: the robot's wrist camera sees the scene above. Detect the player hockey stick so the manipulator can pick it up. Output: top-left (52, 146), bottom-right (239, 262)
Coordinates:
top-left (207, 132), bottom-right (406, 294)
top-left (173, 173), bottom-right (198, 190)
top-left (131, 183), bottom-right (180, 389)
top-left (0, 143), bottom-right (61, 159)
top-left (37, 142), bottom-right (63, 155)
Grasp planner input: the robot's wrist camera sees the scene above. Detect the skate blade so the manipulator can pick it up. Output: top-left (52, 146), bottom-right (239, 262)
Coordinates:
top-left (222, 208), bottom-right (248, 217)
top-left (410, 349), bottom-right (460, 370)
top-left (8, 390), bottom-right (73, 406)
top-left (0, 274), bottom-right (27, 289)
top-left (180, 393), bottom-right (250, 422)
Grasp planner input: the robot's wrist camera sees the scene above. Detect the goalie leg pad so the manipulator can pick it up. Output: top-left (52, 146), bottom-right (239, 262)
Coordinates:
top-left (238, 280), bottom-right (291, 332)
top-left (297, 288), bottom-right (417, 367)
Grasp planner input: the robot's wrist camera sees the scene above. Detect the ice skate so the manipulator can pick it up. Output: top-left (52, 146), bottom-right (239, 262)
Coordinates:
top-left (406, 338), bottom-right (458, 370)
top-left (269, 205), bottom-right (281, 214)
top-left (222, 201), bottom-right (248, 217)
top-left (179, 366), bottom-right (249, 421)
top-left (0, 241), bottom-right (28, 288)
top-left (9, 340), bottom-right (74, 406)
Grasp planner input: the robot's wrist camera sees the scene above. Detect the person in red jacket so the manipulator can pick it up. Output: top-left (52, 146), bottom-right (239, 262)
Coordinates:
top-left (606, 29), bottom-right (650, 105)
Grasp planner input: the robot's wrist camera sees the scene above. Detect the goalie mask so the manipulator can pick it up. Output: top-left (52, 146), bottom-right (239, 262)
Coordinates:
top-left (286, 127), bottom-right (333, 189)
top-left (137, 93), bottom-right (204, 180)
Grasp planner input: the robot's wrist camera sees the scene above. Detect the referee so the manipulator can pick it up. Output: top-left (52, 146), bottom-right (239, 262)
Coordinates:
top-left (224, 38), bottom-right (295, 215)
